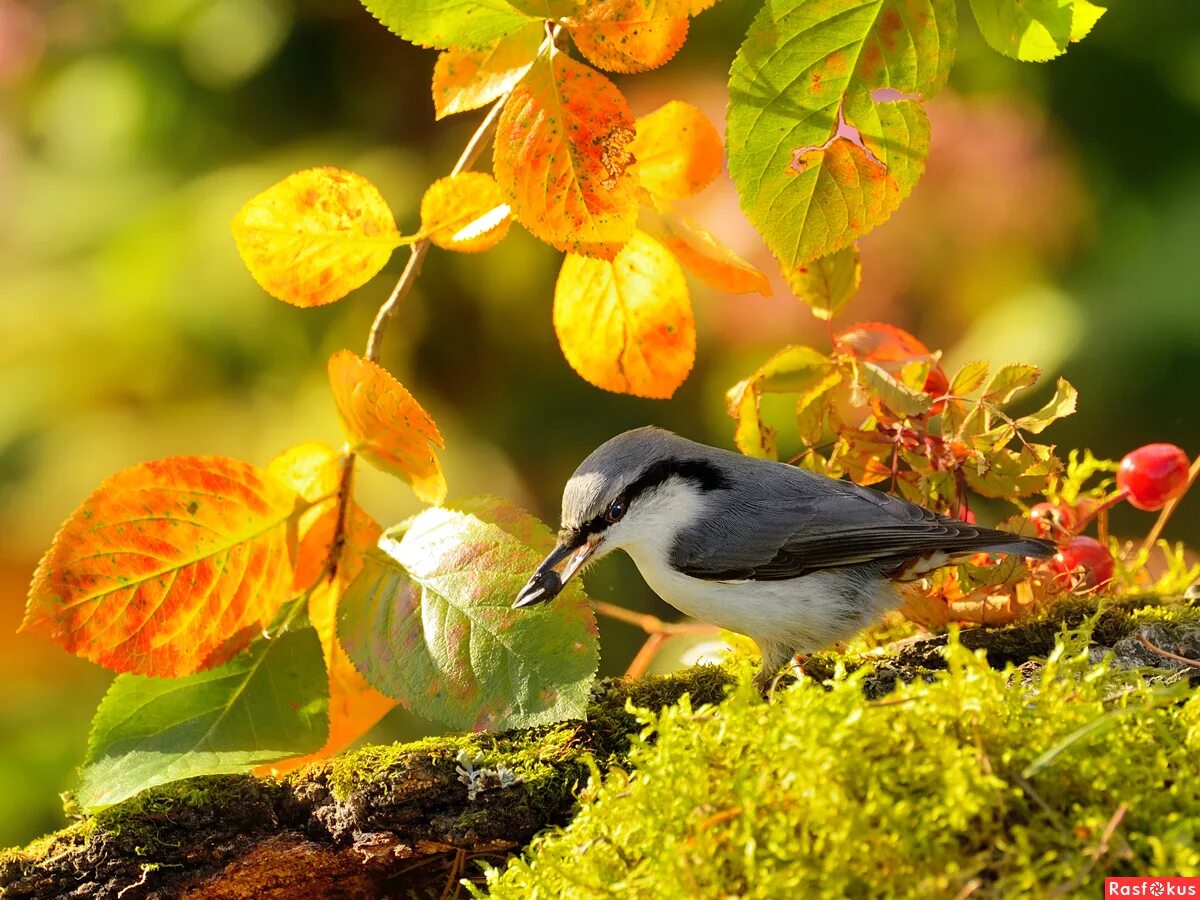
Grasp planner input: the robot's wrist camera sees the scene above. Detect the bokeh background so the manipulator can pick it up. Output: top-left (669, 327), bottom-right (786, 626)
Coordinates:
top-left (2, 0), bottom-right (1198, 846)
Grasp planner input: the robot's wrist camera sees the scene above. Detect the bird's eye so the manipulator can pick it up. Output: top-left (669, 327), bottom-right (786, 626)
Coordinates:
top-left (604, 499), bottom-right (626, 523)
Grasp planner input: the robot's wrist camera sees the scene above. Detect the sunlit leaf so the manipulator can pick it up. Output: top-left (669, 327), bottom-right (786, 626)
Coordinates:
top-left (726, 346), bottom-right (834, 458)
top-left (554, 229), bottom-right (695, 398)
top-left (495, 51), bottom-right (637, 256)
top-left (327, 351), bottom-right (447, 504)
top-left (77, 621), bottom-right (328, 810)
top-left (641, 203), bottom-right (771, 296)
top-left (630, 100), bottom-right (723, 200)
top-left (949, 360), bottom-right (990, 395)
top-left (969, 0), bottom-right (1105, 62)
top-left (728, 0), bottom-right (956, 267)
top-left (852, 359), bottom-right (932, 419)
top-left (983, 362), bottom-right (1041, 405)
top-left (966, 444), bottom-right (1059, 498)
top-left (432, 22), bottom-right (543, 118)
top-left (835, 321), bottom-right (933, 365)
top-left (23, 457), bottom-right (301, 677)
top-left (1014, 377), bottom-right (1077, 434)
top-left (569, 0), bottom-right (690, 73)
top-left (785, 244), bottom-right (861, 320)
top-left (338, 497), bottom-right (599, 731)
top-left (795, 369), bottom-right (842, 445)
top-left (420, 172), bottom-right (513, 253)
top-left (832, 427), bottom-right (894, 486)
top-left (231, 167), bottom-right (401, 307)
top-left (359, 0), bottom-right (539, 49)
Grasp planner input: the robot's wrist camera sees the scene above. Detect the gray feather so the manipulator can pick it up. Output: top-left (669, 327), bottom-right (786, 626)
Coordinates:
top-left (563, 427), bottom-right (1054, 581)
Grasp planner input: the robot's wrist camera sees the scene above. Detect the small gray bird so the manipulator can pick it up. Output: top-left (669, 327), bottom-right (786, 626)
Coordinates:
top-left (514, 427), bottom-right (1054, 684)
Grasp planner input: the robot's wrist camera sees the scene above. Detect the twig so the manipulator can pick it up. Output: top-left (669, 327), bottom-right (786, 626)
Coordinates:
top-left (1138, 453), bottom-right (1200, 556)
top-left (1134, 631), bottom-right (1200, 669)
top-left (365, 95), bottom-right (508, 362)
top-left (592, 600), bottom-right (717, 636)
top-left (625, 633), bottom-right (667, 679)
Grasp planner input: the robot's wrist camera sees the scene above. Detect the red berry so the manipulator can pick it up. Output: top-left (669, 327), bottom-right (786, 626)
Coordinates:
top-left (1049, 536), bottom-right (1114, 589)
top-left (1117, 443), bottom-right (1191, 511)
top-left (1029, 502), bottom-right (1077, 539)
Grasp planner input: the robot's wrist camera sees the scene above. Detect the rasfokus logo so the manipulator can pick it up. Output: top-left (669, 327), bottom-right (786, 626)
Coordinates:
top-left (1106, 878), bottom-right (1200, 897)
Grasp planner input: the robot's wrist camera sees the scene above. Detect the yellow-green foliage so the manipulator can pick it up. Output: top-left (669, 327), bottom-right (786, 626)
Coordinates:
top-left (480, 632), bottom-right (1200, 898)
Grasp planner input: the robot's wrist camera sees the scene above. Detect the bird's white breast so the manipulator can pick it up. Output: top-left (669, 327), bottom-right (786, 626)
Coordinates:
top-left (605, 478), bottom-right (901, 652)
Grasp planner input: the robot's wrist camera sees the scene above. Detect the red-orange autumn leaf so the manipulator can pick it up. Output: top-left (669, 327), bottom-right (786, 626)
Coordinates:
top-left (327, 351), bottom-right (447, 504)
top-left (420, 172), bottom-right (513, 253)
top-left (641, 203), bottom-right (771, 296)
top-left (231, 167), bottom-right (401, 307)
top-left (630, 100), bottom-right (724, 200)
top-left (267, 441), bottom-right (345, 592)
top-left (432, 22), bottom-right (543, 119)
top-left (554, 229), bottom-right (695, 398)
top-left (569, 0), bottom-right (690, 74)
top-left (23, 457), bottom-right (301, 677)
top-left (494, 51), bottom-right (637, 257)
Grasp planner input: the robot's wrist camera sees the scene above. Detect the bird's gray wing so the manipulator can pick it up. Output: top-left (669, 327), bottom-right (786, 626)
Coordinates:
top-left (672, 463), bottom-right (1051, 581)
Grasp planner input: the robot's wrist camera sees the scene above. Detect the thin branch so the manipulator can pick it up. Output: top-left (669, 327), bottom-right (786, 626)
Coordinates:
top-left (592, 599), bottom-right (718, 636)
top-left (364, 94), bottom-right (508, 363)
top-left (1134, 631), bottom-right (1200, 669)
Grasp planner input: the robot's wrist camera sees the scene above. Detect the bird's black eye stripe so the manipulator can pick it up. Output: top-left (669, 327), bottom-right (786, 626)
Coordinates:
top-left (575, 458), bottom-right (729, 537)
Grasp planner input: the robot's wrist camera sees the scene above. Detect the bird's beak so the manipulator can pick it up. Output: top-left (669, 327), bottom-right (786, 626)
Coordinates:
top-left (513, 535), bottom-right (601, 609)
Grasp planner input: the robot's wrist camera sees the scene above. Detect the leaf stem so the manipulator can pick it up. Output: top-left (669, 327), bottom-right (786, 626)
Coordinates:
top-left (365, 94), bottom-right (509, 363)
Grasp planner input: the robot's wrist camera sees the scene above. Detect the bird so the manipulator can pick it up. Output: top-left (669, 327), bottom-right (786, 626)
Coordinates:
top-left (514, 426), bottom-right (1055, 686)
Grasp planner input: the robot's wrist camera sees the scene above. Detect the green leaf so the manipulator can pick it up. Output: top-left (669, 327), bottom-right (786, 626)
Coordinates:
top-left (949, 360), bottom-right (989, 395)
top-left (853, 360), bottom-right (932, 418)
top-left (784, 244), bottom-right (862, 320)
top-left (77, 623), bottom-right (328, 810)
top-left (969, 0), bottom-right (1105, 62)
top-left (727, 346), bottom-right (836, 459)
top-left (360, 0), bottom-right (538, 50)
top-left (1014, 377), bottom-right (1078, 434)
top-left (982, 362), bottom-right (1040, 404)
top-left (338, 497), bottom-right (599, 731)
top-left (727, 0), bottom-right (956, 268)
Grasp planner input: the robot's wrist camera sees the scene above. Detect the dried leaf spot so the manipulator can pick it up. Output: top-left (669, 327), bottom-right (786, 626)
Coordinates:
top-left (598, 124), bottom-right (636, 190)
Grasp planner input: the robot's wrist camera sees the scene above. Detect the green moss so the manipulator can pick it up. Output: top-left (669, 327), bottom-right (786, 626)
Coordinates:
top-left (479, 615), bottom-right (1200, 899)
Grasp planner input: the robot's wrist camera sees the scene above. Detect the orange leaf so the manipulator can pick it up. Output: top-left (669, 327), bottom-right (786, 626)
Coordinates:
top-left (327, 351), bottom-right (447, 504)
top-left (432, 22), bottom-right (543, 119)
top-left (569, 0), bottom-right (690, 74)
top-left (231, 167), bottom-right (401, 307)
top-left (494, 51), bottom-right (637, 256)
top-left (23, 457), bottom-right (300, 677)
top-left (420, 172), bottom-right (513, 253)
top-left (630, 101), bottom-right (723, 200)
top-left (268, 442), bottom-right (347, 592)
top-left (554, 229), bottom-right (695, 398)
top-left (260, 501), bottom-right (394, 775)
top-left (641, 202), bottom-right (771, 296)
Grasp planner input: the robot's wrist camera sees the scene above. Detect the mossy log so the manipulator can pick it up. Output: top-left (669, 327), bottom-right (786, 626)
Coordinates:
top-left (3, 597), bottom-right (1197, 900)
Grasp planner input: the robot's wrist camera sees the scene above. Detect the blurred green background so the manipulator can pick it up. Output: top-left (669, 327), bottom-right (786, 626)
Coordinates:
top-left (2, 0), bottom-right (1199, 846)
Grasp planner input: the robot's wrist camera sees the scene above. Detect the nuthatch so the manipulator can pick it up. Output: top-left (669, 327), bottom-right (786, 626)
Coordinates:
top-left (516, 427), bottom-right (1054, 684)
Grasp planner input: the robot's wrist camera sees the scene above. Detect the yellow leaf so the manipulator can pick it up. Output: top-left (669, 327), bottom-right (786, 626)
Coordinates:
top-left (631, 100), bottom-right (723, 200)
top-left (231, 167), bottom-right (400, 307)
top-left (494, 51), bottom-right (637, 256)
top-left (569, 0), bottom-right (690, 73)
top-left (420, 172), bottom-right (513, 253)
top-left (432, 22), bottom-right (543, 119)
top-left (327, 351), bottom-right (447, 504)
top-left (641, 202), bottom-right (771, 296)
top-left (554, 230), bottom-right (694, 398)
top-left (784, 244), bottom-right (861, 320)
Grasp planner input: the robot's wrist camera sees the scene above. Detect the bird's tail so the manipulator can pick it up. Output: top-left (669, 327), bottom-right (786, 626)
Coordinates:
top-left (974, 534), bottom-right (1056, 560)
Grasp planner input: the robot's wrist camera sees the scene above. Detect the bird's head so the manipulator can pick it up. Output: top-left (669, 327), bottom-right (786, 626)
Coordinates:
top-left (513, 427), bottom-right (728, 608)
